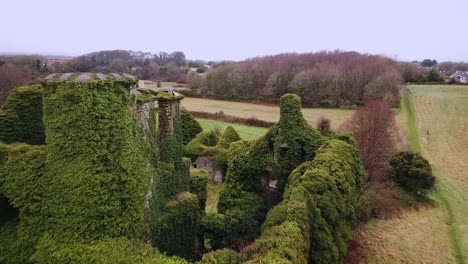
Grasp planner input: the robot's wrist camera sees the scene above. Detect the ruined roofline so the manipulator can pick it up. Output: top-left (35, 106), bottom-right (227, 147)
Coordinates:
top-left (42, 72), bottom-right (138, 86)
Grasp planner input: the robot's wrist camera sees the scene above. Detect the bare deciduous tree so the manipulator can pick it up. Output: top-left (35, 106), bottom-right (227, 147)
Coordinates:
top-left (340, 100), bottom-right (400, 183)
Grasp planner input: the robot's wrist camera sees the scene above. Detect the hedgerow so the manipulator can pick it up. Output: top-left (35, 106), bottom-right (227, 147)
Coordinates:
top-left (0, 85), bottom-right (45, 145)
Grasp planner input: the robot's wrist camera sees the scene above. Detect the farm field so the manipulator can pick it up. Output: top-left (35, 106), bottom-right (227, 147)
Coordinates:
top-left (182, 97), bottom-right (354, 130)
top-left (351, 85), bottom-right (468, 263)
top-left (197, 119), bottom-right (268, 140)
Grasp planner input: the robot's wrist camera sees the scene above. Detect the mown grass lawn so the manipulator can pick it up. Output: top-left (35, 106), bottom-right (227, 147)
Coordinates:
top-left (196, 119), bottom-right (268, 140)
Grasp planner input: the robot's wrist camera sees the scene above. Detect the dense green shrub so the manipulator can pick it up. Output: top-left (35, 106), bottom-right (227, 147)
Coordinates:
top-left (221, 140), bottom-right (262, 193)
top-left (0, 217), bottom-right (27, 264)
top-left (0, 85), bottom-right (45, 145)
top-left (217, 126), bottom-right (241, 148)
top-left (190, 169), bottom-right (209, 212)
top-left (32, 235), bottom-right (187, 264)
top-left (198, 248), bottom-right (243, 264)
top-left (181, 109), bottom-right (202, 145)
top-left (242, 221), bottom-right (308, 263)
top-left (0, 143), bottom-right (48, 262)
top-left (203, 183), bottom-right (265, 249)
top-left (152, 192), bottom-right (199, 260)
top-left (389, 151), bottom-right (435, 197)
top-left (185, 131), bottom-right (219, 160)
top-left (185, 126), bottom-right (240, 175)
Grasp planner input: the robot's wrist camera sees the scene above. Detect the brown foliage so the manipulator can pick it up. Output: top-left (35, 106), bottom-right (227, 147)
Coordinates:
top-left (316, 116), bottom-right (331, 136)
top-left (340, 100), bottom-right (400, 183)
top-left (196, 51), bottom-right (402, 107)
top-left (0, 64), bottom-right (33, 106)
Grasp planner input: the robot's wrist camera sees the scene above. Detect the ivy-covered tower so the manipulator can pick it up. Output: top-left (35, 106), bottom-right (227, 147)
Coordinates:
top-left (40, 73), bottom-right (152, 240)
top-left (151, 91), bottom-right (201, 260)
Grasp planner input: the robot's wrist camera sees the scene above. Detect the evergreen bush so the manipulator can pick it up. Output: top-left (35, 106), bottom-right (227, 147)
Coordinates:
top-left (389, 151), bottom-right (435, 197)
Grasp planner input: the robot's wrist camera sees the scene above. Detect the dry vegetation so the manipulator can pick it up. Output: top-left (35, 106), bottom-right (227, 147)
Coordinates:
top-left (350, 85), bottom-right (468, 264)
top-left (182, 97), bottom-right (354, 130)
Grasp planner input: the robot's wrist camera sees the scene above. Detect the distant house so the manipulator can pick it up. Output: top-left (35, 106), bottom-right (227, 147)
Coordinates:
top-left (450, 71), bottom-right (468, 83)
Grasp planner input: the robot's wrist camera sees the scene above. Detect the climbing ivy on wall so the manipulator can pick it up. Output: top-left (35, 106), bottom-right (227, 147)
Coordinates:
top-left (241, 137), bottom-right (366, 263)
top-left (40, 78), bottom-right (151, 240)
top-left (202, 93), bottom-right (325, 250)
top-left (185, 126), bottom-right (241, 175)
top-left (0, 85), bottom-right (45, 145)
top-left (151, 92), bottom-right (202, 260)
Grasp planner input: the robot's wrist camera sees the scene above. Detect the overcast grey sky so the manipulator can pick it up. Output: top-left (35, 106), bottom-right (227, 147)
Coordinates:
top-left (1, 0), bottom-right (467, 61)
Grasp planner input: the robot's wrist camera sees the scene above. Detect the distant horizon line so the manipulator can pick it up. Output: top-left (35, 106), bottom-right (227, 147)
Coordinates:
top-left (1, 50), bottom-right (467, 64)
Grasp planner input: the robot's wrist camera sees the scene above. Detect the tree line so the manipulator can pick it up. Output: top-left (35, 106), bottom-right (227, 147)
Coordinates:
top-left (190, 51), bottom-right (404, 107)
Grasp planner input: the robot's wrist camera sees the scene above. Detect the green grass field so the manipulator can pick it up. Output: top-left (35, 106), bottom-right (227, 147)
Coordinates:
top-left (352, 85), bottom-right (468, 264)
top-left (197, 119), bottom-right (268, 140)
top-left (183, 97), bottom-right (354, 130)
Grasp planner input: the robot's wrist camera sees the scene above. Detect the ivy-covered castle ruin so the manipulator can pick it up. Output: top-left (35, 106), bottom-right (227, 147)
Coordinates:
top-left (0, 72), bottom-right (366, 264)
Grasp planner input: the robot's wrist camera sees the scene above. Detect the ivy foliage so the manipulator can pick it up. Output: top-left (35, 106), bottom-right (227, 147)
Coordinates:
top-left (31, 235), bottom-right (186, 264)
top-left (151, 93), bottom-right (202, 260)
top-left (0, 85), bottom-right (45, 145)
top-left (190, 169), bottom-right (209, 212)
top-left (242, 138), bottom-right (366, 263)
top-left (262, 93), bottom-right (325, 193)
top-left (185, 126), bottom-right (241, 174)
top-left (40, 78), bottom-right (150, 241)
top-left (0, 143), bottom-right (48, 263)
top-left (198, 248), bottom-right (243, 264)
top-left (0, 77), bottom-right (159, 263)
top-left (181, 109), bottom-right (203, 145)
top-left (203, 94), bottom-right (325, 250)
top-left (152, 192), bottom-right (200, 261)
